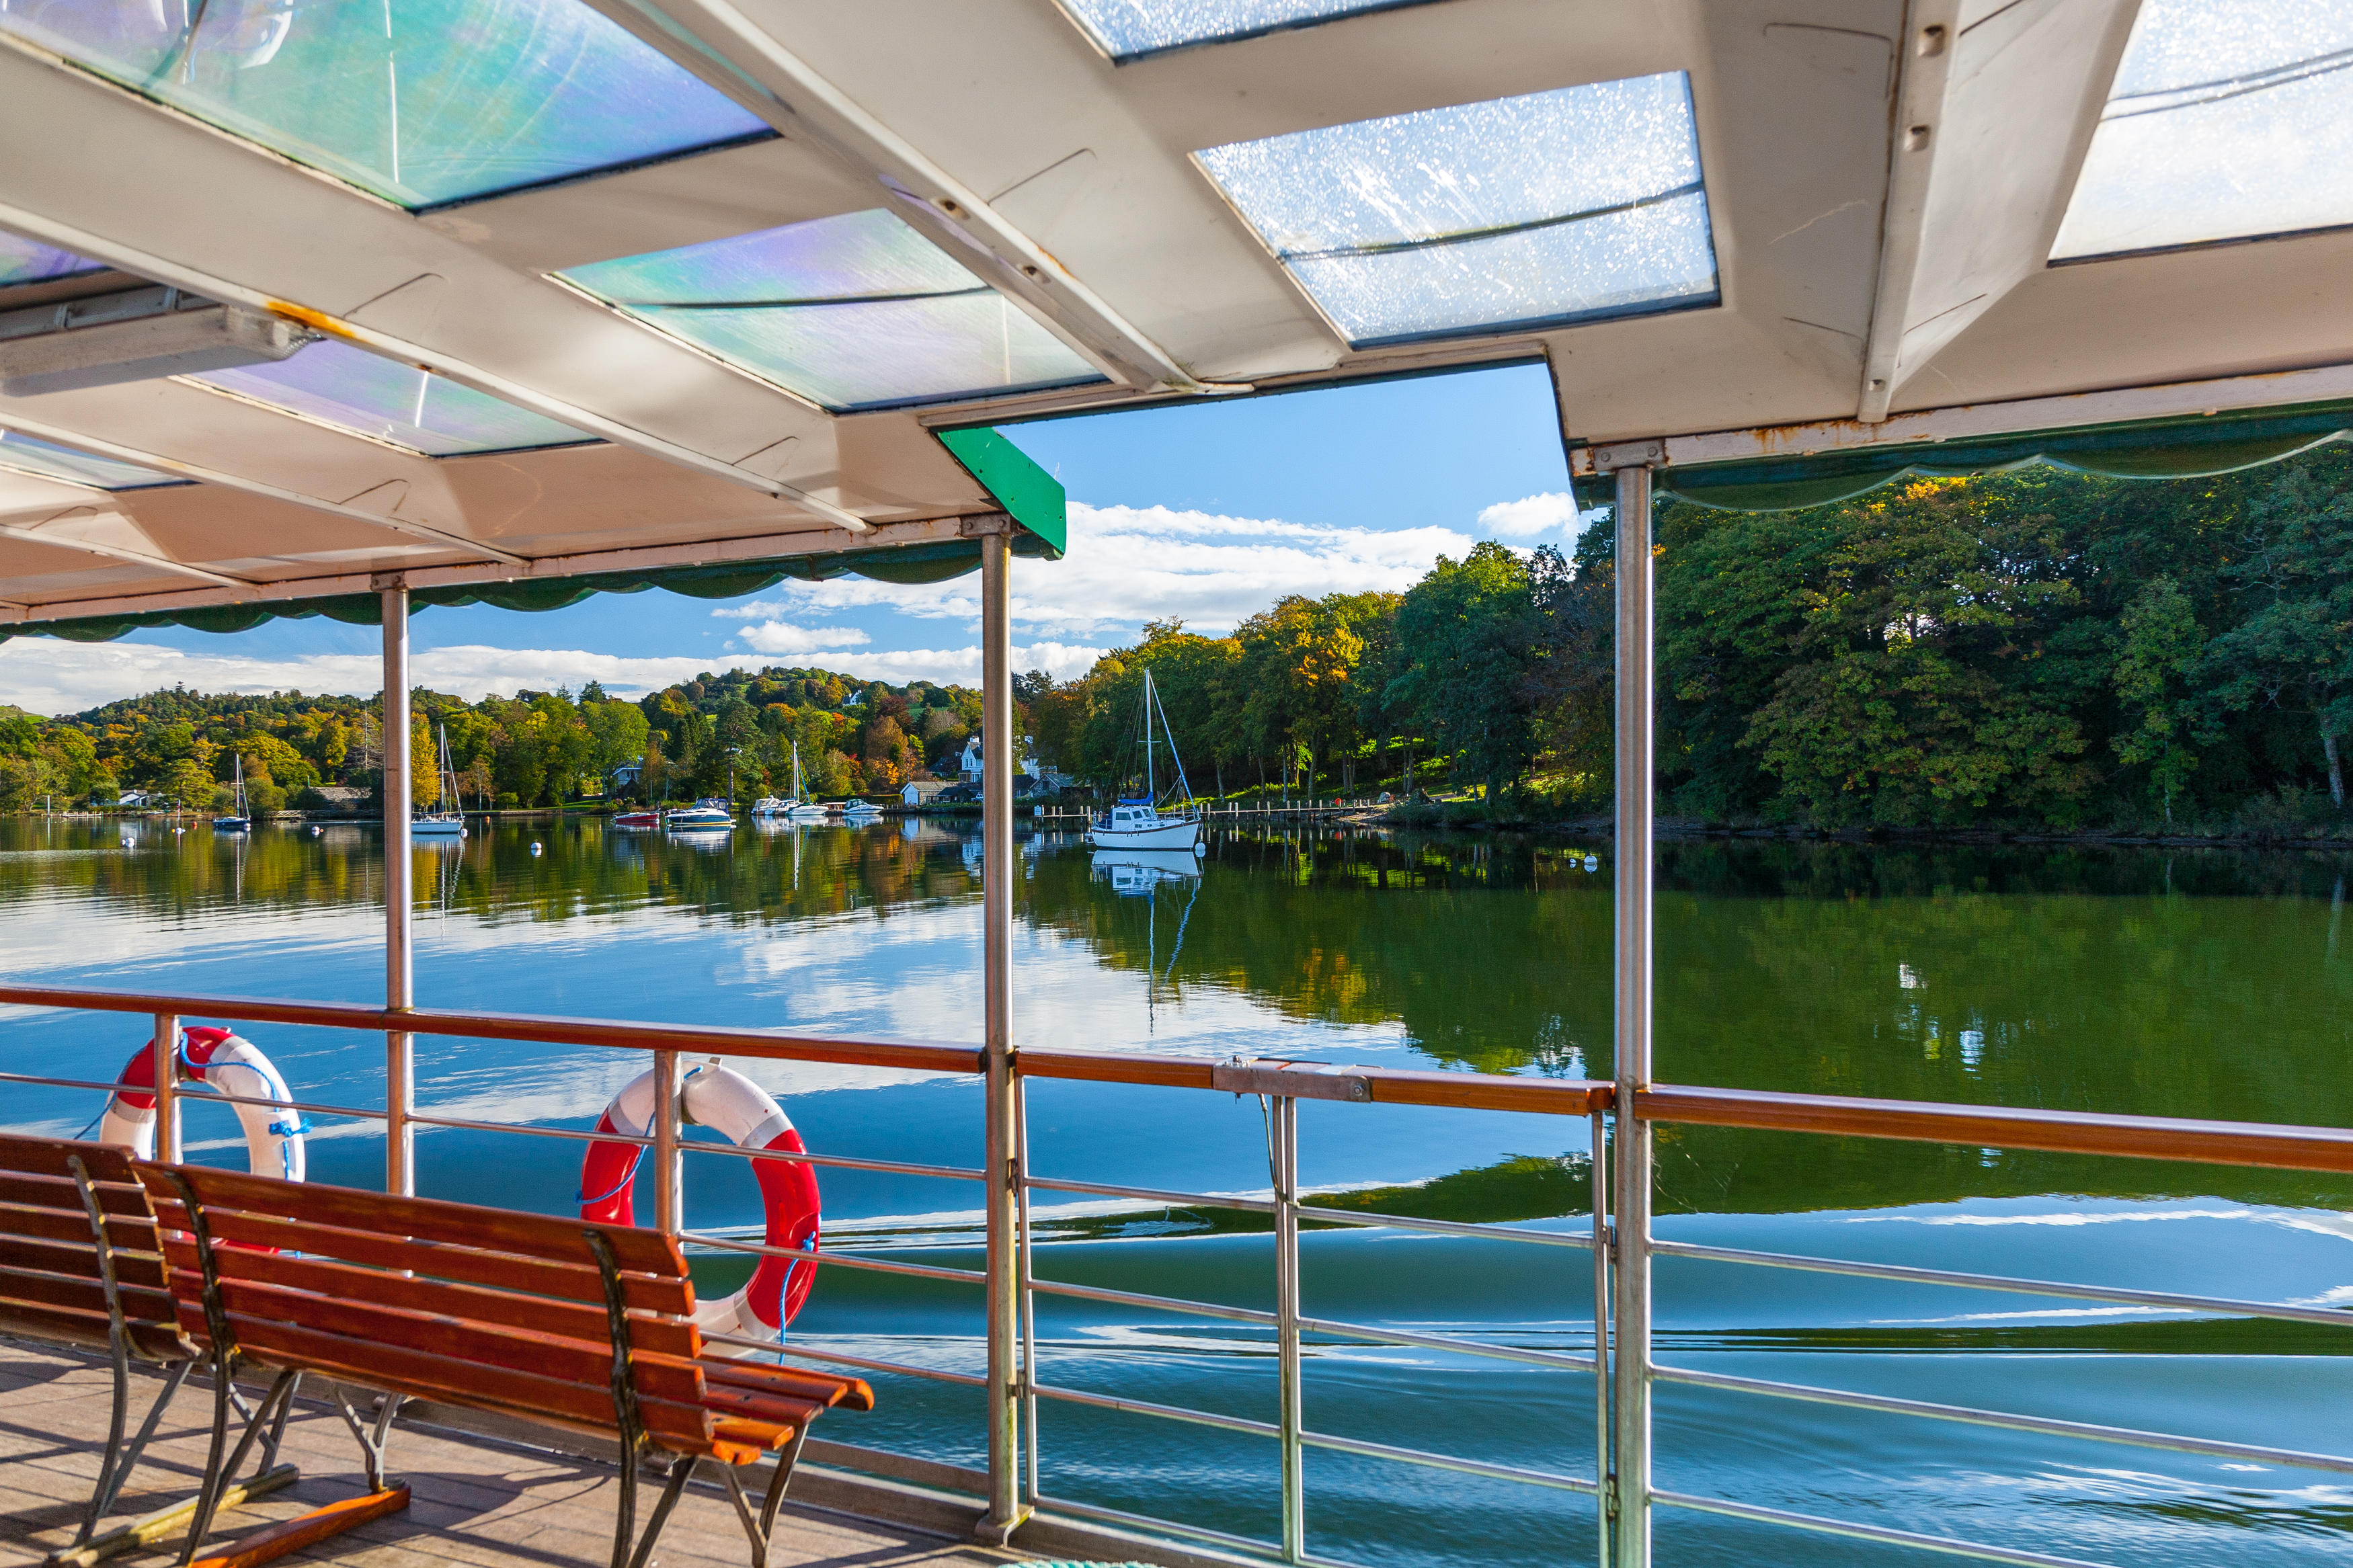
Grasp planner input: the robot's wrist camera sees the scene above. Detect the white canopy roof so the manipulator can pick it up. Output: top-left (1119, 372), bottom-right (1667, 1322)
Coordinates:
top-left (1, 0), bottom-right (2347, 628)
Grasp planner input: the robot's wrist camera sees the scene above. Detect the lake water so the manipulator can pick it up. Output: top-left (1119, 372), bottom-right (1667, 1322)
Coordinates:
top-left (4, 815), bottom-right (2352, 1567)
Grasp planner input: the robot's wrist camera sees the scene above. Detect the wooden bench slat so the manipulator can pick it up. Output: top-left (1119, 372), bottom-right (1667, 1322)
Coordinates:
top-left (181, 1273), bottom-right (708, 1402)
top-left (154, 1167), bottom-right (684, 1274)
top-left (0, 1204), bottom-right (161, 1250)
top-left (149, 1203), bottom-right (692, 1315)
top-left (5, 1232), bottom-right (169, 1289)
top-left (0, 1264), bottom-right (173, 1321)
top-left (0, 1171), bottom-right (156, 1216)
top-left (218, 1315), bottom-right (719, 1448)
top-left (694, 1360), bottom-right (875, 1412)
top-left (181, 1246), bottom-right (700, 1360)
top-left (0, 1134), bottom-right (143, 1183)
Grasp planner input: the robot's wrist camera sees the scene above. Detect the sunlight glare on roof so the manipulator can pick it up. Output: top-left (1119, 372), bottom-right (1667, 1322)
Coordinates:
top-left (0, 431), bottom-right (182, 491)
top-left (1058, 0), bottom-right (1437, 60)
top-left (0, 0), bottom-right (772, 210)
top-left (0, 233), bottom-right (106, 290)
top-left (1195, 74), bottom-right (1718, 347)
top-left (2052, 0), bottom-right (2353, 260)
top-left (191, 342), bottom-right (593, 456)
top-left (558, 209), bottom-right (1106, 412)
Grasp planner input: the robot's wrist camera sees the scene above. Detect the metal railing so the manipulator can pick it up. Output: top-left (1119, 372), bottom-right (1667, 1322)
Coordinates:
top-left (5, 979), bottom-right (2353, 1568)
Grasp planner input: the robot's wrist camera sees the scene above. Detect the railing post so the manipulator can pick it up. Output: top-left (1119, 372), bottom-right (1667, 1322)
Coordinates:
top-left (979, 523), bottom-right (1025, 1539)
top-left (1015, 1074), bottom-right (1040, 1510)
top-left (653, 1049), bottom-right (680, 1235)
top-left (1591, 1108), bottom-right (1611, 1567)
top-left (152, 1011), bottom-right (178, 1163)
top-left (381, 577), bottom-right (415, 1196)
top-left (1275, 1094), bottom-right (1304, 1563)
top-left (1610, 459), bottom-right (1656, 1568)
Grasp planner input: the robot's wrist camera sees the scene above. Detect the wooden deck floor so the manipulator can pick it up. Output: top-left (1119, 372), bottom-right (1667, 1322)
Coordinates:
top-left (1, 1345), bottom-right (1018, 1568)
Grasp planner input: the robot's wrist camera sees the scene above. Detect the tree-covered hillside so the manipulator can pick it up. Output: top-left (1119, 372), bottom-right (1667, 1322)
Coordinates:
top-left (0, 665), bottom-right (984, 813)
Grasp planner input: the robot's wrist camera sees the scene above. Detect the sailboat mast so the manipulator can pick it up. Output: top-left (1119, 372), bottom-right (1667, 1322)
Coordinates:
top-left (1143, 670), bottom-right (1156, 802)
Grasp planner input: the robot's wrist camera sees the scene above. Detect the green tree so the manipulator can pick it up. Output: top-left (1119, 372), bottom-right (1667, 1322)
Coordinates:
top-left (2202, 452), bottom-right (2353, 809)
top-left (1388, 542), bottom-right (1539, 800)
top-left (2110, 575), bottom-right (2206, 823)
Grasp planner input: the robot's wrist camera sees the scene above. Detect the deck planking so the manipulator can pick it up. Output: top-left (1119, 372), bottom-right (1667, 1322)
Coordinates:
top-left (1, 1345), bottom-right (1012, 1568)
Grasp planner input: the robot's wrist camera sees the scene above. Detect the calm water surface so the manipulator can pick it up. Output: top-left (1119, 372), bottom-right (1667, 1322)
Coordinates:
top-left (4, 815), bottom-right (2352, 1566)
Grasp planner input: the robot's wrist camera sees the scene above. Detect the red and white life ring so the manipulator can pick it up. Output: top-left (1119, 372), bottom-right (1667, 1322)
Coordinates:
top-left (99, 1026), bottom-right (308, 1182)
top-left (580, 1064), bottom-right (820, 1354)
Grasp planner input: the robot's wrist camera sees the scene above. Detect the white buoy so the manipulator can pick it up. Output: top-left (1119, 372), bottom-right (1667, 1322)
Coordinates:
top-left (530, 841), bottom-right (543, 855)
top-left (120, 836), bottom-right (134, 848)
top-left (311, 825), bottom-right (322, 836)
top-left (1584, 854), bottom-right (1599, 872)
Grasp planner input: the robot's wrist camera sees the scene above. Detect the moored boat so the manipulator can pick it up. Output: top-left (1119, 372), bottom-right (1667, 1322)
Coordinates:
top-left (413, 723), bottom-right (466, 836)
top-left (665, 798), bottom-right (734, 831)
top-left (213, 754), bottom-right (250, 832)
top-left (1084, 669), bottom-right (1201, 854)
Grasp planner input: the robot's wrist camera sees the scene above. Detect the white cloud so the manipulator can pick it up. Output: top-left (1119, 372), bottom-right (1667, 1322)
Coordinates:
top-left (732, 622), bottom-right (871, 656)
top-left (783, 641), bottom-right (1108, 686)
top-left (1478, 491), bottom-right (1599, 538)
top-left (0, 638), bottom-right (725, 714)
top-left (725, 503), bottom-right (1474, 638)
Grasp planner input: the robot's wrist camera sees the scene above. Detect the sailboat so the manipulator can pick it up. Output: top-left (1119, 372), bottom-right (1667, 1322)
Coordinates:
top-left (412, 724), bottom-right (465, 836)
top-left (753, 742), bottom-right (828, 821)
top-left (213, 754), bottom-right (251, 832)
top-left (1085, 668), bottom-right (1202, 852)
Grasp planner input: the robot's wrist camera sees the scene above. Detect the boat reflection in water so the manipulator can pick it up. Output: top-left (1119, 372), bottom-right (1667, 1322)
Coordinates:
top-left (1090, 848), bottom-right (1201, 895)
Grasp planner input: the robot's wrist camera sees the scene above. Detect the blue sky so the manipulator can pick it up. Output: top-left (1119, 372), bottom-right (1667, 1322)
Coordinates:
top-left (0, 362), bottom-right (1585, 713)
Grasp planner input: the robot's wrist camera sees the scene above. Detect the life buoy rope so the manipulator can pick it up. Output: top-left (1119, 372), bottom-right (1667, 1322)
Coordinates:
top-left (580, 1063), bottom-right (820, 1354)
top-left (101, 1026), bottom-right (309, 1182)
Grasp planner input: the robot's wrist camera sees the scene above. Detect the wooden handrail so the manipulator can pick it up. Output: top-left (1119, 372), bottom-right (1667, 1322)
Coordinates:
top-left (0, 982), bottom-right (1613, 1113)
top-left (1639, 1085), bottom-right (2353, 1174)
top-left (16, 981), bottom-right (2353, 1164)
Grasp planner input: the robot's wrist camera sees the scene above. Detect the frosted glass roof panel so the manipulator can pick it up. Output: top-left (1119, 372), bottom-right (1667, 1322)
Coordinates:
top-left (2052, 0), bottom-right (2353, 259)
top-left (1058, 0), bottom-right (1436, 60)
top-left (560, 209), bottom-right (1105, 411)
top-left (0, 0), bottom-right (772, 210)
top-left (192, 341), bottom-right (594, 456)
top-left (1195, 73), bottom-right (1718, 345)
top-left (0, 233), bottom-right (105, 289)
top-left (0, 431), bottom-right (182, 490)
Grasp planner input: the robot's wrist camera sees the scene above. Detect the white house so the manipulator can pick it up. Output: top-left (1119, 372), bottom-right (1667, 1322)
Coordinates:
top-left (959, 737), bottom-right (1041, 784)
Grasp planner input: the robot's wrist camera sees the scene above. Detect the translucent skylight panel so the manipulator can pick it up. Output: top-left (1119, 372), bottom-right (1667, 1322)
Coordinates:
top-left (559, 209), bottom-right (1106, 411)
top-left (1059, 0), bottom-right (1435, 60)
top-left (0, 234), bottom-right (106, 290)
top-left (0, 0), bottom-right (771, 210)
top-left (0, 431), bottom-right (181, 490)
top-left (1195, 74), bottom-right (1718, 346)
top-left (192, 341), bottom-right (592, 456)
top-left (2053, 0), bottom-right (2353, 259)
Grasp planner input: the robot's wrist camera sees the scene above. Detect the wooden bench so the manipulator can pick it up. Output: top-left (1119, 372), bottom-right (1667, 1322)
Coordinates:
top-left (0, 1132), bottom-right (304, 1562)
top-left (137, 1161), bottom-right (872, 1568)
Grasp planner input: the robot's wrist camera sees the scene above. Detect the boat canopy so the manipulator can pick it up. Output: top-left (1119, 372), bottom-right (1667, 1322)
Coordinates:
top-left (2, 0), bottom-right (2350, 631)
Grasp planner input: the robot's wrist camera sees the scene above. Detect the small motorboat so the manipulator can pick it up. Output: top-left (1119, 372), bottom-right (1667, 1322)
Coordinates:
top-left (840, 798), bottom-right (881, 824)
top-left (613, 808), bottom-right (660, 829)
top-left (665, 799), bottom-right (735, 831)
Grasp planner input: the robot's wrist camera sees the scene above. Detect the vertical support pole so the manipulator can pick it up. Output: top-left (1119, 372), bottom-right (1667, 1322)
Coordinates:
top-left (1610, 463), bottom-right (1654, 1568)
top-left (1274, 1096), bottom-right (1304, 1563)
top-left (1014, 1075), bottom-right (1040, 1510)
top-left (980, 526), bottom-right (1023, 1539)
top-left (152, 1012), bottom-right (179, 1163)
top-left (653, 1049), bottom-right (680, 1235)
top-left (1590, 1109), bottom-right (1611, 1567)
top-left (381, 580), bottom-right (415, 1196)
